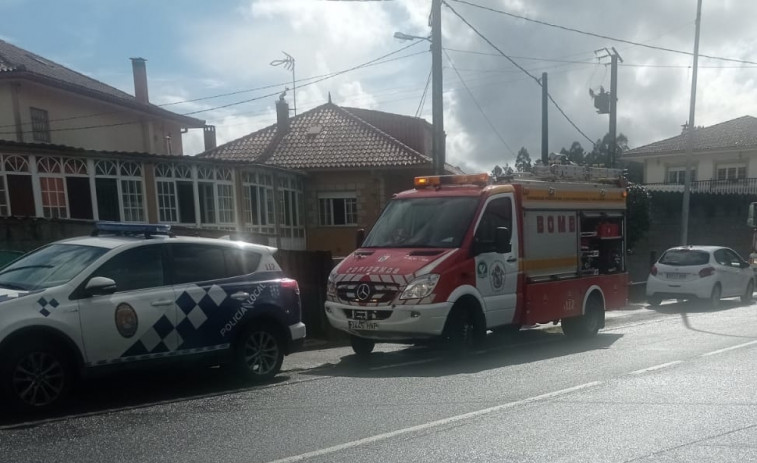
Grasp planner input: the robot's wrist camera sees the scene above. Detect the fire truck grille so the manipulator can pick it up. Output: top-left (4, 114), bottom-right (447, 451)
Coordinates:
top-left (343, 309), bottom-right (392, 321)
top-left (336, 282), bottom-right (399, 305)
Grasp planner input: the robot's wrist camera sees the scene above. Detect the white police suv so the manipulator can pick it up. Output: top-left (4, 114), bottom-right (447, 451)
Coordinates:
top-left (0, 222), bottom-right (305, 411)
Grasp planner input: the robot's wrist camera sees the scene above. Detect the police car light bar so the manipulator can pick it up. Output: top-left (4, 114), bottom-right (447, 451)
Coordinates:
top-left (93, 221), bottom-right (172, 237)
top-left (414, 173), bottom-right (489, 189)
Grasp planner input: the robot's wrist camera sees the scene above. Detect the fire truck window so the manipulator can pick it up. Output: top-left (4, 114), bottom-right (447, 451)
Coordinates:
top-left (476, 198), bottom-right (512, 243)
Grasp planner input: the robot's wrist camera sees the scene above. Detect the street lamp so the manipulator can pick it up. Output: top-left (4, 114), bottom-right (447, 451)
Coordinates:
top-left (393, 0), bottom-right (444, 175)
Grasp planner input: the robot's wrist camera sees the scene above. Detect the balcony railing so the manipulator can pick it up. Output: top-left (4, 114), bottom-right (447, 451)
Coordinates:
top-left (643, 178), bottom-right (757, 195)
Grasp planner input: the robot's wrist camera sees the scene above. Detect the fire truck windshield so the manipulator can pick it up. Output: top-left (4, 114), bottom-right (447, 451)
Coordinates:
top-left (362, 196), bottom-right (479, 248)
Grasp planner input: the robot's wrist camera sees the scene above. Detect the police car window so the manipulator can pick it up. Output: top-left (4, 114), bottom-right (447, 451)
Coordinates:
top-left (90, 245), bottom-right (165, 292)
top-left (223, 249), bottom-right (262, 276)
top-left (171, 243), bottom-right (230, 283)
top-left (0, 244), bottom-right (108, 291)
top-left (475, 197), bottom-right (512, 243)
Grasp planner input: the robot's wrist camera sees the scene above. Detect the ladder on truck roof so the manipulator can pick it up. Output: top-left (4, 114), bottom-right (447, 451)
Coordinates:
top-left (496, 164), bottom-right (625, 186)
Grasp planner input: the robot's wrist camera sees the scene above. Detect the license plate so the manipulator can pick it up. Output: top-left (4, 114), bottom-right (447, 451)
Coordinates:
top-left (348, 321), bottom-right (379, 330)
top-left (666, 273), bottom-right (686, 280)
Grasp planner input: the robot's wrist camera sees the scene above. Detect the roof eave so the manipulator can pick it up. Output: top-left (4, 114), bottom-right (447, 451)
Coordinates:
top-left (0, 72), bottom-right (205, 128)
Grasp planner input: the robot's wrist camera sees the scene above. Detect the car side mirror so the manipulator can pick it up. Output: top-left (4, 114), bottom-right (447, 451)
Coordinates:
top-left (84, 276), bottom-right (117, 296)
top-left (356, 228), bottom-right (366, 248)
top-left (495, 226), bottom-right (512, 254)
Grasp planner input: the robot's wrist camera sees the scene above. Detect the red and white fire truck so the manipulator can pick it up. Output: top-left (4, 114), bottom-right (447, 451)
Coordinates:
top-left (325, 167), bottom-right (629, 355)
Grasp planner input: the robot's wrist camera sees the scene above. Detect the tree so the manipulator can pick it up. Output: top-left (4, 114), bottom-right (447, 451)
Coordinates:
top-left (586, 132), bottom-right (629, 167)
top-left (559, 142), bottom-right (586, 165)
top-left (626, 183), bottom-right (651, 250)
top-left (514, 147), bottom-right (532, 172)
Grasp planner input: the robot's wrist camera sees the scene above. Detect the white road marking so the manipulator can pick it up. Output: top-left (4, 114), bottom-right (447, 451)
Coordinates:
top-left (368, 357), bottom-right (443, 371)
top-left (265, 381), bottom-right (603, 463)
top-left (629, 361), bottom-right (682, 375)
top-left (701, 340), bottom-right (757, 357)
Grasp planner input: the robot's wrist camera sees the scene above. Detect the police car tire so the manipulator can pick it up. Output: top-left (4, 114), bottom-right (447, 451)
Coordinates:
top-left (234, 322), bottom-right (284, 382)
top-left (0, 339), bottom-right (74, 411)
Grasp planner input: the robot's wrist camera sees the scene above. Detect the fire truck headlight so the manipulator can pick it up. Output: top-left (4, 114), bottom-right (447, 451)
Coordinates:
top-left (327, 271), bottom-right (338, 297)
top-left (400, 274), bottom-right (440, 300)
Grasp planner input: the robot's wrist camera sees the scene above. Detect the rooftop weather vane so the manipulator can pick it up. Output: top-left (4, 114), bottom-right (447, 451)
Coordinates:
top-left (270, 51), bottom-right (297, 116)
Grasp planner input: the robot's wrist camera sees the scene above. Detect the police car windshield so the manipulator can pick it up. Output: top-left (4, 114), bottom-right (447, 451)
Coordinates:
top-left (363, 196), bottom-right (478, 248)
top-left (0, 244), bottom-right (108, 290)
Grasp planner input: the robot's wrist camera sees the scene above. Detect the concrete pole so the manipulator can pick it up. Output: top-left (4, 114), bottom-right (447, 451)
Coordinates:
top-left (681, 0), bottom-right (703, 245)
top-left (541, 72), bottom-right (548, 165)
top-left (609, 53), bottom-right (618, 168)
top-left (431, 0), bottom-right (445, 174)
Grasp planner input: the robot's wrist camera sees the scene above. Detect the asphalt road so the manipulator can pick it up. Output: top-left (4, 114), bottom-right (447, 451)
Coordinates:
top-left (2, 300), bottom-right (757, 463)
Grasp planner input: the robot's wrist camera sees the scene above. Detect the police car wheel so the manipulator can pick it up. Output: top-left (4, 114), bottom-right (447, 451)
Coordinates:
top-left (235, 323), bottom-right (284, 381)
top-left (1, 340), bottom-right (73, 411)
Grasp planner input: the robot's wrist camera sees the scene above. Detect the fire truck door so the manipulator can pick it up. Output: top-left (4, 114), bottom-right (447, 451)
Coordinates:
top-left (473, 194), bottom-right (518, 327)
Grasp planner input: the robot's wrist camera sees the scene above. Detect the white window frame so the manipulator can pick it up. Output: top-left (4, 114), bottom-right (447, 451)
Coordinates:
top-left (94, 159), bottom-right (146, 223)
top-left (278, 175), bottom-right (305, 238)
top-left (667, 167), bottom-right (695, 184)
top-left (242, 171), bottom-right (275, 234)
top-left (716, 163), bottom-right (747, 181)
top-left (318, 191), bottom-right (357, 226)
top-left (197, 166), bottom-right (235, 227)
top-left (37, 157), bottom-right (68, 219)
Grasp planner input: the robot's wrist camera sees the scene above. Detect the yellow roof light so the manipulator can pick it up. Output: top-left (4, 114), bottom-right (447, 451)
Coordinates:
top-left (414, 173), bottom-right (489, 189)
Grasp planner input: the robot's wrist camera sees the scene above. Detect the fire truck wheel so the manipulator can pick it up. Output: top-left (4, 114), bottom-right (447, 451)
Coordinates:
top-left (741, 280), bottom-right (754, 305)
top-left (562, 297), bottom-right (604, 338)
top-left (350, 336), bottom-right (375, 356)
top-left (443, 304), bottom-right (486, 349)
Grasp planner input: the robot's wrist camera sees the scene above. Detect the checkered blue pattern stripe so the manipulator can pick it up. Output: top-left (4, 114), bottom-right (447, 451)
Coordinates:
top-left (93, 344), bottom-right (230, 366)
top-left (121, 284), bottom-right (229, 358)
top-left (37, 296), bottom-right (60, 317)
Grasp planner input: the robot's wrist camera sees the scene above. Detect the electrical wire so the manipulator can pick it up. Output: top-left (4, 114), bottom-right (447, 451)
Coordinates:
top-left (450, 0), bottom-right (757, 66)
top-left (415, 68), bottom-right (433, 118)
top-left (443, 0), bottom-right (597, 147)
top-left (443, 48), bottom-right (515, 155)
top-left (0, 42), bottom-right (426, 135)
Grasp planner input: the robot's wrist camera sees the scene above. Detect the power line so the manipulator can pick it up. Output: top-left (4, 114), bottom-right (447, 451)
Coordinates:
top-left (443, 49), bottom-right (515, 155)
top-left (443, 0), bottom-right (596, 147)
top-left (450, 0), bottom-right (757, 66)
top-left (415, 68), bottom-right (432, 118)
top-left (0, 42), bottom-right (426, 135)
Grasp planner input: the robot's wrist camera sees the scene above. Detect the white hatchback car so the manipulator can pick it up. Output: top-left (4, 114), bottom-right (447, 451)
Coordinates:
top-left (646, 245), bottom-right (754, 308)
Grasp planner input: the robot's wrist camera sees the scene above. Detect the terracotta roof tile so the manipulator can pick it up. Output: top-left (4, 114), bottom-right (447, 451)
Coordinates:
top-left (624, 116), bottom-right (757, 157)
top-left (200, 103), bottom-right (434, 169)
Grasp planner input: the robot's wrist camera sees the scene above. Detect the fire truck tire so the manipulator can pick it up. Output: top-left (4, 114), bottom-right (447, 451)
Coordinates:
top-left (562, 296), bottom-right (604, 338)
top-left (741, 280), bottom-right (754, 305)
top-left (443, 303), bottom-right (486, 349)
top-left (350, 336), bottom-right (375, 356)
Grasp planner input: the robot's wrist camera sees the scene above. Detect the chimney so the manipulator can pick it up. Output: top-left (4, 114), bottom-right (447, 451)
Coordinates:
top-left (204, 125), bottom-right (217, 151)
top-left (276, 95), bottom-right (290, 134)
top-left (130, 57), bottom-right (149, 103)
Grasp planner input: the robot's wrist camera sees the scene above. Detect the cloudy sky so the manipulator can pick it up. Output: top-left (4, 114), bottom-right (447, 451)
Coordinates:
top-left (2, 0), bottom-right (757, 173)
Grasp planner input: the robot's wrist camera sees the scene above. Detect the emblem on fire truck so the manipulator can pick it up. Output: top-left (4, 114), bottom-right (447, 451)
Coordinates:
top-left (490, 261), bottom-right (506, 291)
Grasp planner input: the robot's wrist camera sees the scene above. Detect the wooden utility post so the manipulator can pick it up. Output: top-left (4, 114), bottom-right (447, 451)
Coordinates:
top-left (608, 48), bottom-right (622, 168)
top-left (431, 0), bottom-right (445, 174)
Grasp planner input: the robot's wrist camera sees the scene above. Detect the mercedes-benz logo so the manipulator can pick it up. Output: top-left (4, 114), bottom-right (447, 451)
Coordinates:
top-left (355, 283), bottom-right (372, 302)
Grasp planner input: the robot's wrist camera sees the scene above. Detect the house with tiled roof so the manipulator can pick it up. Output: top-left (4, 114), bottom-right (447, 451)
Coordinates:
top-left (0, 40), bottom-right (308, 250)
top-left (201, 97), bottom-right (459, 256)
top-left (623, 116), bottom-right (757, 194)
top-left (0, 38), bottom-right (205, 154)
top-left (621, 116), bottom-right (757, 281)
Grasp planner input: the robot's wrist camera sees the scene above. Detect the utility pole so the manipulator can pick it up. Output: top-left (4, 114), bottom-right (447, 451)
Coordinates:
top-left (431, 0), bottom-right (445, 174)
top-left (608, 48), bottom-right (622, 168)
top-left (541, 72), bottom-right (548, 165)
top-left (592, 48), bottom-right (622, 168)
top-left (681, 0), bottom-right (703, 245)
